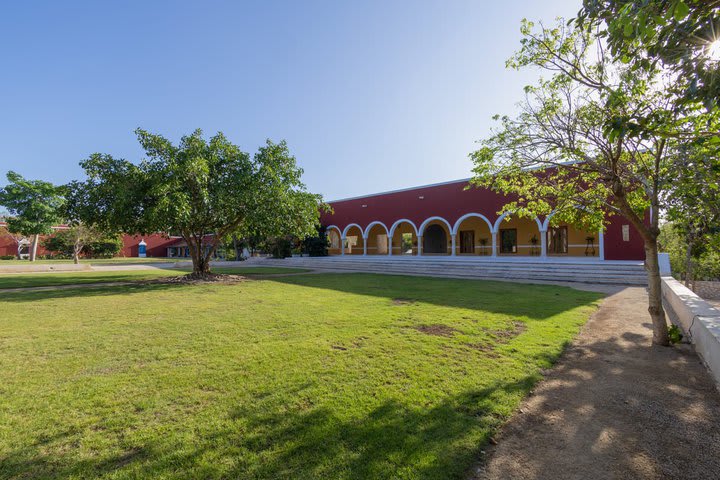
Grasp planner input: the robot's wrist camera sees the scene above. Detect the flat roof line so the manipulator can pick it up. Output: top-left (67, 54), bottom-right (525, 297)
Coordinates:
top-left (328, 177), bottom-right (472, 203)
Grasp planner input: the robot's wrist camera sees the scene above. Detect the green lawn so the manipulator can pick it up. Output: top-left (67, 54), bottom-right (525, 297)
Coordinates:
top-left (0, 273), bottom-right (602, 479)
top-left (0, 267), bottom-right (311, 290)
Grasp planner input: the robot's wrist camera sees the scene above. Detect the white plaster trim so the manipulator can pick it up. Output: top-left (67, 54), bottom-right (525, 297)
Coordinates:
top-left (452, 213), bottom-right (493, 235)
top-left (389, 219), bottom-right (419, 238)
top-left (418, 216), bottom-right (453, 236)
top-left (342, 223), bottom-right (364, 238)
top-left (363, 221), bottom-right (389, 239)
top-left (492, 211), bottom-right (543, 233)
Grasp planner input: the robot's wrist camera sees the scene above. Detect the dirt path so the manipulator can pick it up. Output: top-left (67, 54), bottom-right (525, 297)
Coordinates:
top-left (474, 286), bottom-right (720, 480)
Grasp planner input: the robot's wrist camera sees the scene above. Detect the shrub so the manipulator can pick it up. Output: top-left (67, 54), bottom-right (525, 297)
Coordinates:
top-left (0, 255), bottom-right (15, 260)
top-left (303, 227), bottom-right (329, 257)
top-left (267, 237), bottom-right (293, 259)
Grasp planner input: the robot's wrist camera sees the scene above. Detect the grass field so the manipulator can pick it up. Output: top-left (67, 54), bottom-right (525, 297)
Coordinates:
top-left (0, 273), bottom-right (602, 479)
top-left (0, 267), bottom-right (311, 289)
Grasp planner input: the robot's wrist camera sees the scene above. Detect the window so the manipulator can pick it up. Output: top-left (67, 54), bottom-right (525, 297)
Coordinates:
top-left (548, 226), bottom-right (568, 254)
top-left (500, 229), bottom-right (517, 253)
top-left (459, 230), bottom-right (475, 254)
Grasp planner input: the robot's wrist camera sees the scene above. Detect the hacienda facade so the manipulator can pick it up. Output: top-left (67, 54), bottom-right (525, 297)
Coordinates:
top-left (320, 178), bottom-right (645, 261)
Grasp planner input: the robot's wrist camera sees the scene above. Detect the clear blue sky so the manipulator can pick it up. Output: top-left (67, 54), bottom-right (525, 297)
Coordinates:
top-left (0, 0), bottom-right (581, 201)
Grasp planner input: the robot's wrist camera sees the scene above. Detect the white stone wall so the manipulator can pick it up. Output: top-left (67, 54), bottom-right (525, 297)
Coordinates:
top-left (662, 276), bottom-right (720, 386)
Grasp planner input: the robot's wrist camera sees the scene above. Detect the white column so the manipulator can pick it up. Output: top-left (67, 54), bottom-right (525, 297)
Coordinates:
top-left (387, 236), bottom-right (392, 256)
top-left (341, 237), bottom-right (346, 256)
top-left (451, 234), bottom-right (456, 256)
top-left (540, 229), bottom-right (547, 258)
top-left (363, 238), bottom-right (367, 256)
top-left (598, 230), bottom-right (605, 260)
top-left (491, 230), bottom-right (497, 257)
top-left (418, 236), bottom-right (423, 256)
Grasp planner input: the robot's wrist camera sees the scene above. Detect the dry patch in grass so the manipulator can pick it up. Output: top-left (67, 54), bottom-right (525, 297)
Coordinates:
top-left (414, 323), bottom-right (459, 337)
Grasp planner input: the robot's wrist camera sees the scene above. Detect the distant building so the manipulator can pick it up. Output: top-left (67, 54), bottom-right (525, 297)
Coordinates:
top-left (320, 178), bottom-right (644, 261)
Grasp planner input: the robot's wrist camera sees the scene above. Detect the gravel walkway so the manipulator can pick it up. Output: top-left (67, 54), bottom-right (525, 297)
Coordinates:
top-left (475, 286), bottom-right (720, 480)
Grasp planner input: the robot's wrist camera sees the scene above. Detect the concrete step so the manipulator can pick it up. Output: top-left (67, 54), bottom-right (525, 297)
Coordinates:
top-left (268, 256), bottom-right (647, 285)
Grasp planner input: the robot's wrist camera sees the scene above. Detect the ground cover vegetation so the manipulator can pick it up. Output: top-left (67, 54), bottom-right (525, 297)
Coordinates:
top-left (470, 3), bottom-right (720, 345)
top-left (0, 273), bottom-right (601, 479)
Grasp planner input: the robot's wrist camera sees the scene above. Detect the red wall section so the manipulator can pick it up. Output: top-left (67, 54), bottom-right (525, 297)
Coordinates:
top-left (321, 180), bottom-right (513, 233)
top-left (120, 234), bottom-right (178, 257)
top-left (602, 216), bottom-right (646, 261)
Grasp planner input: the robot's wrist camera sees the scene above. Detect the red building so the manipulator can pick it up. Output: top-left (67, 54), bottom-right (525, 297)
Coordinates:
top-left (320, 178), bottom-right (645, 261)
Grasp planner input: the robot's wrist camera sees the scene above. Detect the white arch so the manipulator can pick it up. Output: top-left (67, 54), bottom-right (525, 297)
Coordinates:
top-left (492, 211), bottom-right (543, 232)
top-left (325, 225), bottom-right (342, 236)
top-left (451, 213), bottom-right (494, 235)
top-left (389, 218), bottom-right (419, 238)
top-left (342, 223), bottom-right (364, 238)
top-left (542, 205), bottom-right (596, 231)
top-left (418, 216), bottom-right (453, 237)
top-left (362, 221), bottom-right (389, 239)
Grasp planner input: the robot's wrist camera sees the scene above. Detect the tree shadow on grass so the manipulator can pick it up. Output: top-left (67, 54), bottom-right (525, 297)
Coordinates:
top-left (266, 272), bottom-right (606, 321)
top-left (0, 281), bottom-right (190, 303)
top-left (0, 377), bottom-right (538, 480)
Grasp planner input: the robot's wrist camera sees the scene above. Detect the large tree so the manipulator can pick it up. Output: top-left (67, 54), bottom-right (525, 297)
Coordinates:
top-left (72, 129), bottom-right (324, 276)
top-left (0, 172), bottom-right (64, 261)
top-left (470, 18), bottom-right (718, 345)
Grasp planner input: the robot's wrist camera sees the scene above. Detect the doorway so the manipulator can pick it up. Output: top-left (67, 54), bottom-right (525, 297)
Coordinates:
top-left (423, 224), bottom-right (447, 254)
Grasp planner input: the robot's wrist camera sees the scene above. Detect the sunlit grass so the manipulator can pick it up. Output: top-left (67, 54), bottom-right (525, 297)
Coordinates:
top-left (0, 273), bottom-right (602, 479)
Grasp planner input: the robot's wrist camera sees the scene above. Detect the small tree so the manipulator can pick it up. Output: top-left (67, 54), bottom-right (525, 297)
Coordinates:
top-left (0, 223), bottom-right (29, 259)
top-left (73, 129), bottom-right (325, 277)
top-left (0, 172), bottom-right (64, 261)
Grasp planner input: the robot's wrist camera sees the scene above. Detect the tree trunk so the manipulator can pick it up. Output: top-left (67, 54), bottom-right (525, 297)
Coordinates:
top-left (73, 240), bottom-right (82, 264)
top-left (29, 234), bottom-right (39, 262)
top-left (684, 242), bottom-right (693, 289)
top-left (233, 236), bottom-right (241, 261)
top-left (187, 236), bottom-right (211, 277)
top-left (645, 237), bottom-right (670, 346)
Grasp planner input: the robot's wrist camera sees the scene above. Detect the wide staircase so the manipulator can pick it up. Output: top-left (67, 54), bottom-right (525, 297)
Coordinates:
top-left (266, 256), bottom-right (647, 285)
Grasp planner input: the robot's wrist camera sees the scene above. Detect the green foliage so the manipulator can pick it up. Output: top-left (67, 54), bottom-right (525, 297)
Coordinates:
top-left (0, 255), bottom-right (15, 260)
top-left (0, 171), bottom-right (64, 237)
top-left (42, 229), bottom-right (122, 259)
top-left (302, 226), bottom-right (330, 257)
top-left (72, 129), bottom-right (326, 274)
top-left (578, 1), bottom-right (720, 111)
top-left (658, 222), bottom-right (720, 281)
top-left (267, 236), bottom-right (293, 259)
top-left (668, 324), bottom-right (684, 345)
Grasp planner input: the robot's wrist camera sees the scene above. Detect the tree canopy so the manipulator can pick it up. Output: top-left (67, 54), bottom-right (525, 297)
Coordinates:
top-left (578, 0), bottom-right (720, 110)
top-left (70, 128), bottom-right (325, 275)
top-left (0, 171), bottom-right (64, 261)
top-left (469, 17), bottom-right (719, 345)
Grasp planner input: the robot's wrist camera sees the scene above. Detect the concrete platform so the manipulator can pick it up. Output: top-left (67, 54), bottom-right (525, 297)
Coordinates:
top-left (260, 255), bottom-right (648, 286)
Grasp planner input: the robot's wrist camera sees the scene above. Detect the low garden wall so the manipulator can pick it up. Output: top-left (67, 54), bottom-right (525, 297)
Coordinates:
top-left (662, 276), bottom-right (720, 386)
